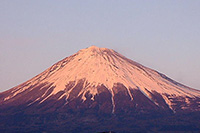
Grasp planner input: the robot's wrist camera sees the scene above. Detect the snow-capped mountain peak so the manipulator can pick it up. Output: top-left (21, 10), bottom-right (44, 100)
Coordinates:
top-left (1, 46), bottom-right (200, 114)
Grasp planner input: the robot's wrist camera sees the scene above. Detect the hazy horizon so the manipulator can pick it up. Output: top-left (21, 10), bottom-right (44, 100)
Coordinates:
top-left (1, 1), bottom-right (200, 91)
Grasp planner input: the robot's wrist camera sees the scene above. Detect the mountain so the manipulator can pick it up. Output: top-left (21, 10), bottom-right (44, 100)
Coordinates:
top-left (0, 46), bottom-right (200, 132)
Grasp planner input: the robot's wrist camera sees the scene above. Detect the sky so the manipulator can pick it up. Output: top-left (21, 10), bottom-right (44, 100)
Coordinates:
top-left (0, 1), bottom-right (200, 92)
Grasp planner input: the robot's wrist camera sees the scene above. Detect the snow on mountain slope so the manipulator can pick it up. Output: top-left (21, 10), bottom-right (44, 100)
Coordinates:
top-left (1, 46), bottom-right (200, 113)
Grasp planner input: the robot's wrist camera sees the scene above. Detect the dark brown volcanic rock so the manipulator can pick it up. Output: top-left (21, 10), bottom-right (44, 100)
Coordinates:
top-left (0, 46), bottom-right (200, 132)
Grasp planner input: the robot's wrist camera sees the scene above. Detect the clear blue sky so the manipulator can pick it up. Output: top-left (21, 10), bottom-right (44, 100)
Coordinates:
top-left (0, 1), bottom-right (200, 92)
